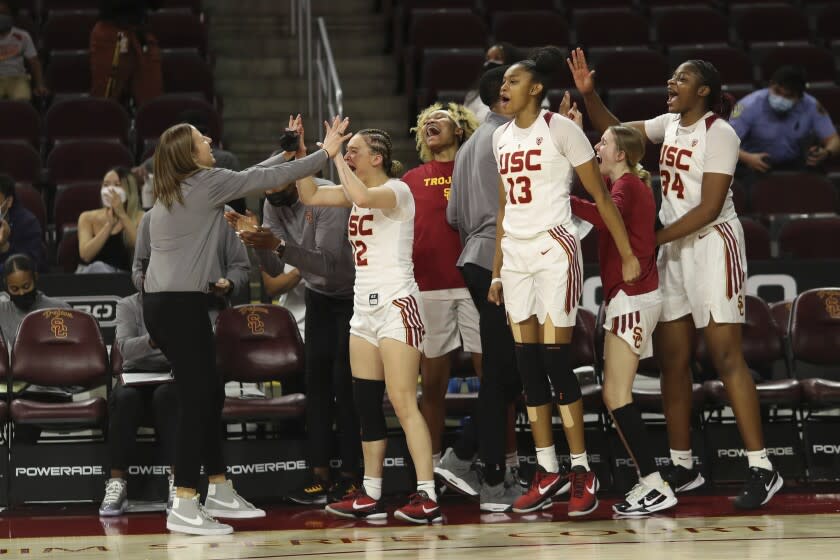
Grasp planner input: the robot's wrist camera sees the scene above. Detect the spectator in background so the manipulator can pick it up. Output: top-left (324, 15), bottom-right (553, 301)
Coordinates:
top-left (263, 263), bottom-right (306, 340)
top-left (99, 263), bottom-right (177, 518)
top-left (77, 167), bottom-right (144, 274)
top-left (90, 0), bottom-right (162, 105)
top-left (463, 42), bottom-right (525, 122)
top-left (0, 254), bottom-right (68, 349)
top-left (0, 174), bottom-right (46, 276)
top-left (731, 65), bottom-right (840, 180)
top-left (0, 0), bottom-right (47, 100)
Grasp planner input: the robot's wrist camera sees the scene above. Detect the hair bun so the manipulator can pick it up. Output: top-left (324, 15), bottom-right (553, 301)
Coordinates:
top-left (390, 159), bottom-right (404, 177)
top-left (532, 46), bottom-right (565, 76)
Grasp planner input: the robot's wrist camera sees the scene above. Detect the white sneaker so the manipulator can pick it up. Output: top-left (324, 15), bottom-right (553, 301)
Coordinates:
top-left (165, 474), bottom-right (176, 515)
top-left (613, 480), bottom-right (677, 516)
top-left (203, 480), bottom-right (266, 519)
top-left (99, 478), bottom-right (128, 517)
top-left (167, 494), bottom-right (233, 536)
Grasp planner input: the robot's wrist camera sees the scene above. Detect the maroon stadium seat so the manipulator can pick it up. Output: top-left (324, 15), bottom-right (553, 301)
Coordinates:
top-left (770, 300), bottom-right (792, 336)
top-left (607, 87), bottom-right (668, 124)
top-left (815, 3), bottom-right (840, 44)
top-left (161, 51), bottom-right (215, 102)
top-left (790, 289), bottom-right (840, 407)
top-left (589, 48), bottom-right (669, 89)
top-left (408, 9), bottom-right (486, 51)
top-left (47, 139), bottom-right (134, 185)
top-left (0, 101), bottom-right (40, 148)
top-left (808, 84), bottom-right (840, 122)
top-left (160, 0), bottom-right (203, 12)
top-left (739, 217), bottom-right (771, 260)
top-left (148, 11), bottom-right (207, 56)
top-left (57, 226), bottom-right (81, 272)
top-left (652, 6), bottom-right (729, 47)
top-left (10, 309), bottom-right (109, 428)
top-left (42, 0), bottom-right (99, 11)
top-left (755, 45), bottom-right (837, 84)
top-left (15, 184), bottom-right (47, 236)
top-left (667, 46), bottom-right (754, 87)
top-left (134, 95), bottom-right (222, 156)
top-left (779, 218), bottom-right (840, 259)
top-left (580, 227), bottom-right (599, 265)
top-left (45, 97), bottom-right (130, 146)
top-left (0, 141), bottom-right (41, 185)
top-left (732, 4), bottom-right (809, 44)
top-left (215, 305), bottom-right (307, 423)
top-left (574, 9), bottom-right (650, 49)
top-left (547, 89), bottom-right (594, 130)
top-left (492, 11), bottom-right (568, 48)
top-left (45, 50), bottom-right (92, 96)
top-left (42, 10), bottom-right (98, 52)
top-left (483, 0), bottom-right (556, 15)
top-left (416, 48), bottom-right (485, 110)
top-left (53, 182), bottom-right (101, 239)
top-left (750, 173), bottom-right (837, 217)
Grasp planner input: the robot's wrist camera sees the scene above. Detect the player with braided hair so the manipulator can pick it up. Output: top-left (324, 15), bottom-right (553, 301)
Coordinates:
top-left (403, 103), bottom-right (482, 467)
top-left (295, 118), bottom-right (441, 524)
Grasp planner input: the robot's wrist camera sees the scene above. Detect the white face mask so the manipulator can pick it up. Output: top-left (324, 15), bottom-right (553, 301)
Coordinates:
top-left (101, 186), bottom-right (127, 207)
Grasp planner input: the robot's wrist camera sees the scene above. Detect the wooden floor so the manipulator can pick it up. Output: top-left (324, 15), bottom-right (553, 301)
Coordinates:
top-left (2, 491), bottom-right (840, 559)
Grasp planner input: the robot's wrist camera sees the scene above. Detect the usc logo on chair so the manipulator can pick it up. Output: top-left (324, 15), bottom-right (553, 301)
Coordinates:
top-left (41, 309), bottom-right (74, 338)
top-left (237, 306), bottom-right (268, 335)
top-left (817, 290), bottom-right (840, 319)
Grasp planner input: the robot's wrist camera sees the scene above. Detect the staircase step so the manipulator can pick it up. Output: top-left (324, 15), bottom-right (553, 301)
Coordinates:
top-left (334, 54), bottom-right (393, 77)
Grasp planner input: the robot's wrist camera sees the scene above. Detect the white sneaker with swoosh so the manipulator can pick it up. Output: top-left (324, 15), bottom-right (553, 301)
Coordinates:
top-left (613, 481), bottom-right (678, 517)
top-left (166, 495), bottom-right (233, 536)
top-left (203, 481), bottom-right (266, 519)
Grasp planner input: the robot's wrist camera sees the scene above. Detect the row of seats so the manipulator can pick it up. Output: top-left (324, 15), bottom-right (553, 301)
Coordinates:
top-left (0, 305), bottom-right (306, 436)
top-left (13, 0), bottom-right (202, 20)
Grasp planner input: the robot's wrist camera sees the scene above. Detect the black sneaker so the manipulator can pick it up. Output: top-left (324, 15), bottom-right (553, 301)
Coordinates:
top-left (613, 481), bottom-right (678, 517)
top-left (287, 481), bottom-right (329, 505)
top-left (660, 463), bottom-right (705, 493)
top-left (734, 467), bottom-right (783, 509)
top-left (327, 478), bottom-right (359, 503)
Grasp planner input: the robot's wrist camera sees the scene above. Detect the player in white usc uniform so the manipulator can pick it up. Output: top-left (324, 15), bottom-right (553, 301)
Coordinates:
top-left (295, 119), bottom-right (440, 524)
top-left (488, 47), bottom-right (641, 516)
top-left (570, 48), bottom-right (783, 509)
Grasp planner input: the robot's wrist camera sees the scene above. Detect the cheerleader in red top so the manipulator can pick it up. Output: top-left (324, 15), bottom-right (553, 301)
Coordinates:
top-left (567, 109), bottom-right (677, 515)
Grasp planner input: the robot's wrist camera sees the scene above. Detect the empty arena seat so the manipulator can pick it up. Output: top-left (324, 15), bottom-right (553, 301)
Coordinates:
top-left (10, 309), bottom-right (109, 427)
top-left (45, 50), bottom-right (92, 95)
top-left (0, 141), bottom-right (41, 185)
top-left (148, 11), bottom-right (207, 56)
top-left (779, 218), bottom-right (840, 259)
top-left (809, 84), bottom-right (840, 122)
top-left (652, 6), bottom-right (728, 47)
top-left (416, 48), bottom-right (485, 109)
top-left (770, 300), bottom-right (792, 336)
top-left (589, 48), bottom-right (668, 89)
top-left (215, 305), bottom-right (307, 422)
top-left (750, 173), bottom-right (837, 217)
top-left (607, 87), bottom-right (668, 124)
top-left (815, 3), bottom-right (840, 44)
top-left (483, 0), bottom-right (555, 15)
top-left (790, 289), bottom-right (840, 407)
top-left (15, 184), bottom-right (47, 236)
top-left (667, 46), bottom-right (754, 87)
top-left (739, 217), bottom-right (771, 260)
top-left (42, 10), bottom-right (98, 52)
top-left (755, 45), bottom-right (837, 84)
top-left (56, 226), bottom-right (80, 273)
top-left (53, 182), bottom-right (101, 237)
top-left (492, 11), bottom-right (568, 48)
top-left (134, 95), bottom-right (222, 155)
top-left (407, 9), bottom-right (486, 51)
top-left (47, 139), bottom-right (134, 185)
top-left (160, 51), bottom-right (215, 102)
top-left (45, 97), bottom-right (130, 146)
top-left (0, 101), bottom-right (40, 148)
top-left (574, 9), bottom-right (649, 49)
top-left (732, 4), bottom-right (810, 44)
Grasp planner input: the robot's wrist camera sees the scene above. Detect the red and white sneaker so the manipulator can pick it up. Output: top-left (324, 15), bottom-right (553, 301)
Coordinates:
top-left (394, 491), bottom-right (442, 524)
top-left (512, 466), bottom-right (565, 513)
top-left (325, 489), bottom-right (386, 520)
top-left (567, 465), bottom-right (599, 517)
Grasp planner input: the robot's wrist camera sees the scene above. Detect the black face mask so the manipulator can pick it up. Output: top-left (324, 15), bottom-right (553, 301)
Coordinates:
top-left (483, 59), bottom-right (503, 72)
top-left (10, 289), bottom-right (37, 311)
top-left (266, 189), bottom-right (299, 207)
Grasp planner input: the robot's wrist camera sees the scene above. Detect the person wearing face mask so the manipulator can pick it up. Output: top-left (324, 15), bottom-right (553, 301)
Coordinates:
top-left (731, 65), bottom-right (840, 178)
top-left (0, 174), bottom-right (46, 276)
top-left (77, 167), bottom-right (145, 274)
top-left (463, 43), bottom-right (527, 122)
top-left (225, 117), bottom-right (360, 507)
top-left (0, 0), bottom-right (48, 100)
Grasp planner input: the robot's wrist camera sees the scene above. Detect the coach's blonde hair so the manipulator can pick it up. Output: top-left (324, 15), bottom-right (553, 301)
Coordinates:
top-left (608, 125), bottom-right (652, 187)
top-left (411, 102), bottom-right (479, 163)
top-left (152, 124), bottom-right (210, 209)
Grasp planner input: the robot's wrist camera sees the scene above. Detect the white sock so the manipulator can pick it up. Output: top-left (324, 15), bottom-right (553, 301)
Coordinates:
top-left (670, 449), bottom-right (693, 470)
top-left (363, 476), bottom-right (382, 501)
top-left (505, 451), bottom-right (518, 469)
top-left (535, 445), bottom-right (559, 473)
top-left (570, 451), bottom-right (590, 471)
top-left (432, 452), bottom-right (441, 467)
top-left (417, 480), bottom-right (437, 502)
top-left (641, 471), bottom-right (666, 491)
top-left (747, 449), bottom-right (773, 471)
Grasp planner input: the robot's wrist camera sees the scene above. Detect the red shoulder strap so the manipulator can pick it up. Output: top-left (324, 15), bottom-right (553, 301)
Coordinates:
top-left (705, 114), bottom-right (719, 130)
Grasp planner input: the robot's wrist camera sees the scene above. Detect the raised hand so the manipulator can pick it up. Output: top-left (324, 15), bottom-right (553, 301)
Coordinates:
top-left (320, 115), bottom-right (352, 159)
top-left (239, 227), bottom-right (282, 251)
top-left (557, 90), bottom-right (572, 116)
top-left (567, 103), bottom-right (583, 129)
top-left (567, 48), bottom-right (596, 95)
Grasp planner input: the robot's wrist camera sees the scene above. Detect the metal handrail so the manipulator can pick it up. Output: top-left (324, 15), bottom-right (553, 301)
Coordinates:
top-left (315, 17), bottom-right (344, 123)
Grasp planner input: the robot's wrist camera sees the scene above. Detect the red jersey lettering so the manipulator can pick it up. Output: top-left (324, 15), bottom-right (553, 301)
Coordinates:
top-left (499, 149), bottom-right (542, 173)
top-left (348, 214), bottom-right (373, 236)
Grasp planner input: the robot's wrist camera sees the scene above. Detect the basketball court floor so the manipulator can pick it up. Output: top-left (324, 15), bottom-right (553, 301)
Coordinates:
top-left (2, 490), bottom-right (839, 559)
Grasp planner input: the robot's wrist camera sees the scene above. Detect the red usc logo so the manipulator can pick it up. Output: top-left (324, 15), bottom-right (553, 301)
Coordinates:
top-left (499, 149), bottom-right (542, 174)
top-left (41, 310), bottom-right (73, 338)
top-left (632, 326), bottom-right (643, 349)
top-left (659, 145), bottom-right (692, 171)
top-left (348, 214), bottom-right (373, 236)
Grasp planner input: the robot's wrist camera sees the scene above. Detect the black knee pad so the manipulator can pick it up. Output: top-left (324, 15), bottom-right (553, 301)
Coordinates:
top-left (352, 378), bottom-right (387, 441)
top-left (543, 344), bottom-right (581, 404)
top-left (515, 343), bottom-right (552, 407)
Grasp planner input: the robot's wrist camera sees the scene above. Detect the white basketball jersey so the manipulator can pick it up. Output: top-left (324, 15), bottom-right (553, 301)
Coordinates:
top-left (493, 110), bottom-right (595, 239)
top-left (347, 179), bottom-right (418, 308)
top-left (646, 111), bottom-right (740, 228)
